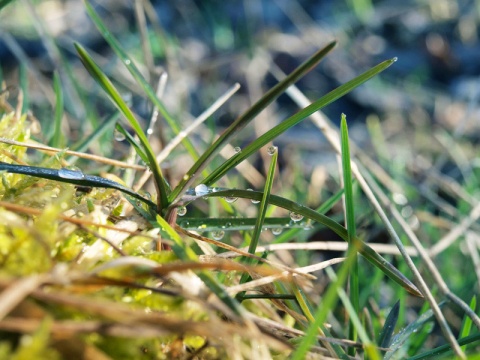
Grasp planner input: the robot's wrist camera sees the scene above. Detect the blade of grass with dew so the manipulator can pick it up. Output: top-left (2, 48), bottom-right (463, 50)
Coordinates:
top-left (203, 58), bottom-right (397, 186)
top-left (167, 41), bottom-right (337, 203)
top-left (74, 43), bottom-right (169, 211)
top-left (378, 300), bottom-right (400, 350)
top-left (153, 214), bottom-right (243, 316)
top-left (50, 71), bottom-right (64, 149)
top-left (290, 246), bottom-right (357, 360)
top-left (340, 114), bottom-right (359, 354)
top-left (114, 123), bottom-right (149, 164)
top-left (236, 146), bottom-right (277, 301)
top-left (272, 188), bottom-right (344, 244)
top-left (83, 0), bottom-right (199, 162)
top-left (204, 189), bottom-right (422, 297)
top-left (0, 162), bottom-right (156, 209)
top-left (460, 295), bottom-right (476, 353)
top-left (177, 217), bottom-right (308, 232)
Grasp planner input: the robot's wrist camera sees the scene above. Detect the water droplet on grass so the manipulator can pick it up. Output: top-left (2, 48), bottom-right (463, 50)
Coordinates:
top-left (224, 196), bottom-right (237, 203)
top-left (125, 59), bottom-right (131, 65)
top-left (58, 167), bottom-right (85, 180)
top-left (212, 230), bottom-right (225, 240)
top-left (177, 206), bottom-right (187, 216)
top-left (289, 212), bottom-right (304, 222)
top-left (247, 189), bottom-right (260, 204)
top-left (195, 184), bottom-right (209, 196)
top-left (234, 146), bottom-right (241, 153)
top-left (267, 146), bottom-right (277, 155)
top-left (113, 129), bottom-right (126, 141)
top-left (271, 227), bottom-right (283, 235)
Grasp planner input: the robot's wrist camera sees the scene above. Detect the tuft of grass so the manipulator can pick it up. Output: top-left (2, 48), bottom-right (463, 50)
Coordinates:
top-left (0, 1), bottom-right (479, 359)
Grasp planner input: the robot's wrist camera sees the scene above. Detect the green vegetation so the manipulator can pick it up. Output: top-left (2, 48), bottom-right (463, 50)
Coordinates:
top-left (0, 0), bottom-right (479, 359)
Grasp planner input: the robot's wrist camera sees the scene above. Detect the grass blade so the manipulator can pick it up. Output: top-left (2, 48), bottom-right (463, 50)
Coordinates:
top-left (0, 0), bottom-right (15, 10)
top-left (236, 146), bottom-right (278, 300)
top-left (340, 114), bottom-right (359, 354)
top-left (50, 71), bottom-right (64, 149)
top-left (168, 41), bottom-right (337, 203)
top-left (378, 300), bottom-right (400, 349)
top-left (0, 162), bottom-right (156, 209)
top-left (204, 189), bottom-right (422, 297)
top-left (460, 295), bottom-right (476, 352)
top-left (83, 0), bottom-right (200, 163)
top-left (74, 43), bottom-right (169, 211)
top-left (203, 57), bottom-right (397, 186)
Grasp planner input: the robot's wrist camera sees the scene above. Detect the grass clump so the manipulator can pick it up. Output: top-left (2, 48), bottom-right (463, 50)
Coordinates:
top-left (0, 1), bottom-right (479, 359)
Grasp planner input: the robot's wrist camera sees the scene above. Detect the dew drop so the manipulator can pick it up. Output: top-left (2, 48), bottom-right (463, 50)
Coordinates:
top-left (289, 212), bottom-right (304, 222)
top-left (225, 222), bottom-right (232, 228)
top-left (195, 184), bottom-right (209, 196)
top-left (146, 128), bottom-right (154, 135)
top-left (125, 59), bottom-right (131, 65)
top-left (113, 128), bottom-right (126, 141)
top-left (212, 230), bottom-right (225, 240)
top-left (267, 145), bottom-right (277, 155)
top-left (177, 206), bottom-right (187, 216)
top-left (58, 167), bottom-right (85, 180)
top-left (224, 196), bottom-right (237, 203)
top-left (247, 189), bottom-right (260, 204)
top-left (271, 227), bottom-right (283, 236)
top-left (392, 57), bottom-right (398, 62)
top-left (234, 146), bottom-right (241, 153)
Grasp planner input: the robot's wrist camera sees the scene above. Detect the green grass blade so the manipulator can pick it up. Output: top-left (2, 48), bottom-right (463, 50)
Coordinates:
top-left (248, 147), bottom-right (277, 255)
top-left (203, 57), bottom-right (397, 186)
top-left (50, 71), bottom-right (64, 149)
top-left (272, 188), bottom-right (344, 244)
top-left (83, 0), bottom-right (200, 162)
top-left (0, 0), bottom-right (15, 11)
top-left (0, 162), bottom-right (156, 209)
top-left (378, 300), bottom-right (400, 349)
top-left (168, 41), bottom-right (337, 203)
top-left (236, 146), bottom-right (278, 300)
top-left (204, 189), bottom-right (422, 297)
top-left (460, 295), bottom-right (476, 352)
top-left (74, 43), bottom-right (169, 211)
top-left (340, 114), bottom-right (359, 354)
top-left (408, 333), bottom-right (480, 360)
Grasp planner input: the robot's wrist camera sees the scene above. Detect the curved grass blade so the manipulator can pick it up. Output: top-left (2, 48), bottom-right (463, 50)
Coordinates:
top-left (341, 114), bottom-right (359, 354)
top-left (74, 43), bottom-right (169, 211)
top-left (203, 58), bottom-right (397, 186)
top-left (204, 189), bottom-right (422, 297)
top-left (0, 0), bottom-right (15, 11)
top-left (0, 162), bottom-right (156, 209)
top-left (168, 41), bottom-right (337, 203)
top-left (83, 1), bottom-right (200, 163)
top-left (378, 300), bottom-right (400, 349)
